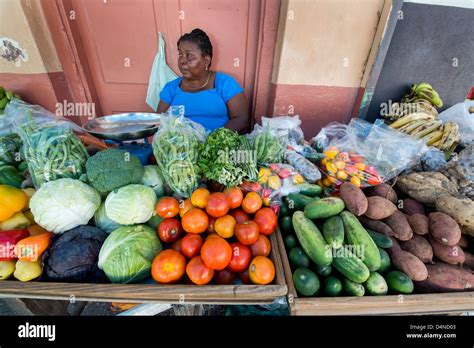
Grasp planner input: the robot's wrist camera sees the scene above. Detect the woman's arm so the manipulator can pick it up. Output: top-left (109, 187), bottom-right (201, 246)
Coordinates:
top-left (225, 92), bottom-right (249, 133)
top-left (157, 100), bottom-right (170, 114)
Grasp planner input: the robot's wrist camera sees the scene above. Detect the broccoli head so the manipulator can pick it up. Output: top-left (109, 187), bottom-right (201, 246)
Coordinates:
top-left (85, 149), bottom-right (144, 194)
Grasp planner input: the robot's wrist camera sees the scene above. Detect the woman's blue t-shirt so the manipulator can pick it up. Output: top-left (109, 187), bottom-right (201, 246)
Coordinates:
top-left (159, 72), bottom-right (244, 131)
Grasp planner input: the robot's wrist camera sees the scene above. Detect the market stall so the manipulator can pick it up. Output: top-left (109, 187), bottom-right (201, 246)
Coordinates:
top-left (0, 83), bottom-right (473, 315)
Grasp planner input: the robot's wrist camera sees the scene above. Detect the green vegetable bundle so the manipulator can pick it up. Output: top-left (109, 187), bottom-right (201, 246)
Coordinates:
top-left (252, 126), bottom-right (286, 165)
top-left (20, 115), bottom-right (89, 188)
top-left (152, 116), bottom-right (206, 197)
top-left (198, 128), bottom-right (257, 187)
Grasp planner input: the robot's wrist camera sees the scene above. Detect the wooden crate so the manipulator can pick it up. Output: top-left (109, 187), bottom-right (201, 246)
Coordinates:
top-left (0, 234), bottom-right (287, 305)
top-left (276, 228), bottom-right (474, 315)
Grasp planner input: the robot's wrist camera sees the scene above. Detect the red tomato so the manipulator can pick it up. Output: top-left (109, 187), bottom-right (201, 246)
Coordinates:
top-left (253, 207), bottom-right (277, 235)
top-left (224, 187), bottom-right (244, 209)
top-left (171, 238), bottom-right (182, 254)
top-left (205, 192), bottom-right (230, 218)
top-left (181, 208), bottom-right (209, 234)
top-left (239, 270), bottom-right (252, 284)
top-left (200, 236), bottom-right (232, 270)
top-left (180, 233), bottom-right (203, 259)
top-left (228, 242), bottom-right (252, 273)
top-left (151, 249), bottom-right (186, 284)
top-left (206, 216), bottom-right (217, 234)
top-left (235, 221), bottom-right (259, 245)
top-left (156, 197), bottom-right (180, 218)
top-left (230, 209), bottom-right (251, 224)
top-left (186, 256), bottom-right (214, 285)
top-left (249, 234), bottom-right (271, 257)
top-left (213, 268), bottom-right (237, 285)
top-left (157, 218), bottom-right (183, 243)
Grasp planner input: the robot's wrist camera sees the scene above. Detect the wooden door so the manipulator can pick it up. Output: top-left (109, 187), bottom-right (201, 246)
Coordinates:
top-left (69, 0), bottom-right (262, 116)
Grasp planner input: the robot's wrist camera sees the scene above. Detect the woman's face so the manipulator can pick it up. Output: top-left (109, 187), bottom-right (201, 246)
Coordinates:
top-left (177, 41), bottom-right (210, 79)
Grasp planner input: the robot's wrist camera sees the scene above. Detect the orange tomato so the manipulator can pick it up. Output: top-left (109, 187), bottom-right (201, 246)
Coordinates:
top-left (180, 233), bottom-right (203, 259)
top-left (200, 236), bottom-right (232, 270)
top-left (205, 192), bottom-right (230, 218)
top-left (179, 199), bottom-right (194, 218)
top-left (205, 233), bottom-right (220, 240)
top-left (191, 188), bottom-right (210, 209)
top-left (230, 209), bottom-right (250, 224)
top-left (248, 256), bottom-right (275, 285)
top-left (182, 208), bottom-right (209, 234)
top-left (224, 187), bottom-right (243, 209)
top-left (151, 249), bottom-right (186, 284)
top-left (235, 221), bottom-right (260, 245)
top-left (228, 242), bottom-right (252, 273)
top-left (253, 207), bottom-right (277, 235)
top-left (186, 256), bottom-right (214, 285)
top-left (241, 192), bottom-right (262, 214)
top-left (156, 197), bottom-right (180, 218)
top-left (214, 215), bottom-right (236, 239)
top-left (249, 234), bottom-right (271, 257)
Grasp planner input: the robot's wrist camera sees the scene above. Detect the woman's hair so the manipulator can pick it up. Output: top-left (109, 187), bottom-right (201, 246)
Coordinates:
top-left (178, 28), bottom-right (213, 67)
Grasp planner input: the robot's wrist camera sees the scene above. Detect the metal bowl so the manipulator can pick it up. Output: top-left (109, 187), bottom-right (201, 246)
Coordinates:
top-left (83, 112), bottom-right (162, 141)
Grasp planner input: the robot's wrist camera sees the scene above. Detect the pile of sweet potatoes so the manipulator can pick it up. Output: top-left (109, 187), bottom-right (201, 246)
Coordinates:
top-left (339, 182), bottom-right (474, 293)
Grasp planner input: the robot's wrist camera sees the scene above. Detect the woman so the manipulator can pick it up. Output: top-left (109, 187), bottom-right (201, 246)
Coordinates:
top-left (157, 29), bottom-right (249, 132)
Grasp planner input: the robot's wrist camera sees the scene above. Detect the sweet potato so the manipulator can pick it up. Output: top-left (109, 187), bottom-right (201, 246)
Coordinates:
top-left (358, 216), bottom-right (394, 237)
top-left (388, 238), bottom-right (428, 281)
top-left (400, 198), bottom-right (425, 215)
top-left (428, 237), bottom-right (465, 265)
top-left (464, 251), bottom-right (474, 270)
top-left (435, 194), bottom-right (474, 237)
top-left (458, 235), bottom-right (470, 250)
top-left (429, 212), bottom-right (462, 246)
top-left (364, 196), bottom-right (397, 220)
top-left (414, 263), bottom-right (474, 293)
top-left (364, 183), bottom-right (398, 204)
top-left (383, 210), bottom-right (413, 241)
top-left (339, 182), bottom-right (368, 216)
top-left (407, 213), bottom-right (429, 236)
top-left (400, 234), bottom-right (433, 263)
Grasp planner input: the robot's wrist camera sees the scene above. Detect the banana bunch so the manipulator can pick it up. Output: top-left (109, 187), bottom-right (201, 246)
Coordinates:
top-left (0, 86), bottom-right (21, 113)
top-left (383, 99), bottom-right (438, 121)
top-left (390, 112), bottom-right (460, 150)
top-left (402, 82), bottom-right (443, 108)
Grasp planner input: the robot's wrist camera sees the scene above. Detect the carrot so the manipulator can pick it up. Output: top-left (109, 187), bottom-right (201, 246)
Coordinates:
top-left (15, 232), bottom-right (53, 261)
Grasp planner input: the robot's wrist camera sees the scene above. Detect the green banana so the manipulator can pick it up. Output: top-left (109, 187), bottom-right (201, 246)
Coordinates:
top-left (414, 82), bottom-right (434, 94)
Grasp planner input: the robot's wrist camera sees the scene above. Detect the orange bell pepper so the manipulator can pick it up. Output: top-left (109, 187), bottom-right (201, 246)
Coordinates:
top-left (14, 232), bottom-right (53, 261)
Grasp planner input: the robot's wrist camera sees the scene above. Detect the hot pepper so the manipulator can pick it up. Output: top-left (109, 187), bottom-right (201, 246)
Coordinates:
top-left (15, 232), bottom-right (53, 261)
top-left (0, 229), bottom-right (29, 261)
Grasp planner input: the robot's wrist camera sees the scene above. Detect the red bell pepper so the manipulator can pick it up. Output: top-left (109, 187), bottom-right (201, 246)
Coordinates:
top-left (0, 229), bottom-right (29, 261)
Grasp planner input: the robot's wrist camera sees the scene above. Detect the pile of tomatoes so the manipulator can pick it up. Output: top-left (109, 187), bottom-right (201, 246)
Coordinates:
top-left (151, 186), bottom-right (278, 286)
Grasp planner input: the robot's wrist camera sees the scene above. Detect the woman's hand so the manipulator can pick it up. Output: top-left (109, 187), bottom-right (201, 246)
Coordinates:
top-left (225, 92), bottom-right (249, 133)
top-left (157, 100), bottom-right (170, 114)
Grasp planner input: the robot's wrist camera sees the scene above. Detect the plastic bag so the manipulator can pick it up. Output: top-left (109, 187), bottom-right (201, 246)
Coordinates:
top-left (284, 150), bottom-right (321, 183)
top-left (420, 147), bottom-right (447, 172)
top-left (0, 133), bottom-right (22, 164)
top-left (439, 101), bottom-right (474, 147)
top-left (248, 124), bottom-right (286, 165)
top-left (261, 115), bottom-right (305, 147)
top-left (152, 115), bottom-right (206, 198)
top-left (442, 145), bottom-right (474, 200)
top-left (4, 99), bottom-right (89, 188)
top-left (146, 33), bottom-right (178, 111)
top-left (313, 119), bottom-right (428, 190)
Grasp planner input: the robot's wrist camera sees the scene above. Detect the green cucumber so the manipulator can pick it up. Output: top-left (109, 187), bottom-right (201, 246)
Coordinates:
top-left (322, 215), bottom-right (344, 249)
top-left (385, 270), bottom-right (414, 294)
top-left (314, 264), bottom-right (332, 277)
top-left (367, 229), bottom-right (393, 249)
top-left (279, 201), bottom-right (291, 217)
top-left (296, 183), bottom-right (322, 197)
top-left (286, 194), bottom-right (314, 211)
top-left (340, 211), bottom-right (381, 271)
top-left (304, 197), bottom-right (345, 219)
top-left (293, 268), bottom-right (320, 297)
top-left (332, 246), bottom-right (370, 283)
top-left (279, 216), bottom-right (293, 235)
top-left (323, 276), bottom-right (343, 297)
top-left (378, 247), bottom-right (391, 274)
top-left (284, 234), bottom-right (298, 250)
top-left (292, 211), bottom-right (332, 266)
top-left (342, 277), bottom-right (365, 297)
top-left (364, 272), bottom-right (388, 296)
top-left (289, 247), bottom-right (311, 269)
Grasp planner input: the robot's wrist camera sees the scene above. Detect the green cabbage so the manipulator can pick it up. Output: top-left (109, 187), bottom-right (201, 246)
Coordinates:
top-left (98, 225), bottom-right (162, 283)
top-left (93, 202), bottom-right (124, 234)
top-left (30, 178), bottom-right (101, 234)
top-left (141, 165), bottom-right (165, 197)
top-left (105, 184), bottom-right (157, 225)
